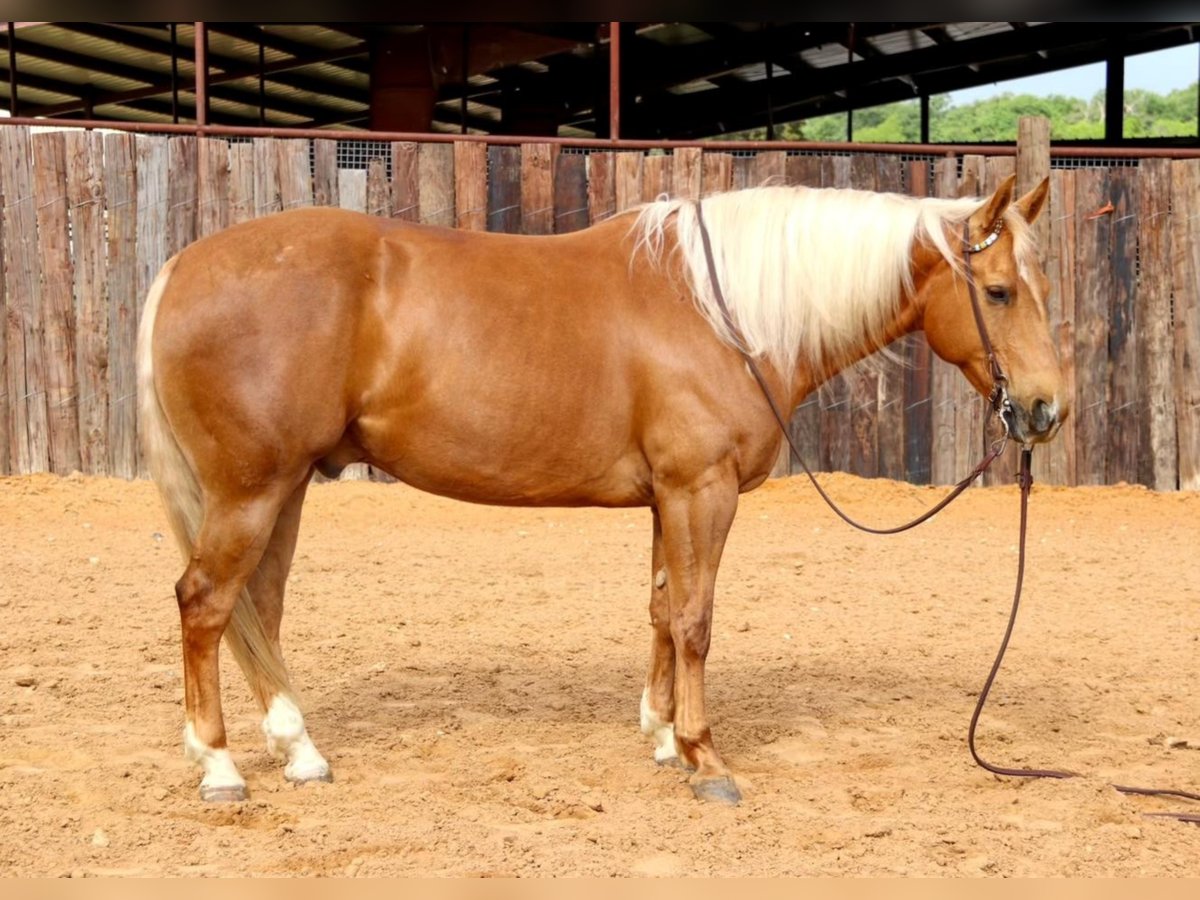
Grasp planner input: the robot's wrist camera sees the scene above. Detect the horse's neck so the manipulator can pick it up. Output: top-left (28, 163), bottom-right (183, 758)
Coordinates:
top-left (784, 292), bottom-right (924, 410)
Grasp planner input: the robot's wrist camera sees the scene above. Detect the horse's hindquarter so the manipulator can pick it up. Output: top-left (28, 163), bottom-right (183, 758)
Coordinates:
top-left (154, 208), bottom-right (781, 506)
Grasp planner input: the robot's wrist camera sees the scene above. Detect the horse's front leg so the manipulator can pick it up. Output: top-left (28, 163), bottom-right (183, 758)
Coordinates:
top-left (640, 509), bottom-right (679, 766)
top-left (655, 471), bottom-right (742, 805)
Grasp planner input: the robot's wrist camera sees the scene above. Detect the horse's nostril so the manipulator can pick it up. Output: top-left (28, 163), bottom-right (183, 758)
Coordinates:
top-left (1031, 399), bottom-right (1056, 434)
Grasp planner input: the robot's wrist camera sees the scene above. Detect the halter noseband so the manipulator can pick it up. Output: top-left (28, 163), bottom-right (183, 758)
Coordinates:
top-left (961, 218), bottom-right (1014, 447)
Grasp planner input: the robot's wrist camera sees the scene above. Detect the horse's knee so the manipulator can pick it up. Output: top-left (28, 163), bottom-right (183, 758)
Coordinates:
top-left (671, 613), bottom-right (712, 661)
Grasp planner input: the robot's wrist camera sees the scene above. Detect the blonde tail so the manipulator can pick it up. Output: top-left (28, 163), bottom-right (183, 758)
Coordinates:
top-left (137, 257), bottom-right (296, 704)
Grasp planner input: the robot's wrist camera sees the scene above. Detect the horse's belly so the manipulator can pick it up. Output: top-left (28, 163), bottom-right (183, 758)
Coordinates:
top-left (353, 408), bottom-right (654, 508)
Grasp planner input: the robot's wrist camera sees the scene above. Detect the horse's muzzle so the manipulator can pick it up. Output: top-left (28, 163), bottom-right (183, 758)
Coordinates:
top-left (1010, 397), bottom-right (1062, 445)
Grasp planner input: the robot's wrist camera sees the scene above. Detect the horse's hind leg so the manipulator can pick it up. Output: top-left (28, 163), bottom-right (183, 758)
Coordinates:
top-left (242, 476), bottom-right (332, 784)
top-left (640, 509), bottom-right (679, 766)
top-left (177, 485), bottom-right (294, 802)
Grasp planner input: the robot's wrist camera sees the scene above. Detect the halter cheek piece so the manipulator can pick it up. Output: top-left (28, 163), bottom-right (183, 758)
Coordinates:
top-left (960, 218), bottom-right (1016, 448)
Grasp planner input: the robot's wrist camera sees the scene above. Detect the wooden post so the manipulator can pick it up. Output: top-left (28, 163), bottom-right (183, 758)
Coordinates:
top-left (1170, 159), bottom-right (1200, 490)
top-left (1137, 158), bottom-right (1176, 490)
top-left (275, 139), bottom-right (312, 211)
top-left (586, 150), bottom-right (615, 223)
top-left (553, 150), bottom-right (589, 234)
top-left (104, 132), bottom-right (138, 479)
top-left (520, 143), bottom-right (555, 235)
top-left (929, 156), bottom-right (959, 485)
top-left (1073, 166), bottom-right (1111, 486)
top-left (3, 126), bottom-right (50, 473)
top-left (419, 142), bottom-right (455, 228)
top-left (453, 141), bottom-right (487, 230)
top-left (487, 144), bottom-right (521, 233)
top-left (134, 134), bottom-right (168, 476)
top-left (32, 131), bottom-right (79, 475)
top-left (253, 136), bottom-right (281, 216)
top-left (391, 142), bottom-right (420, 221)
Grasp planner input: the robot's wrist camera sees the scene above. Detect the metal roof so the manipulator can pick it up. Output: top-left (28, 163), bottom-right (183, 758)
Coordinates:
top-left (2, 22), bottom-right (1197, 139)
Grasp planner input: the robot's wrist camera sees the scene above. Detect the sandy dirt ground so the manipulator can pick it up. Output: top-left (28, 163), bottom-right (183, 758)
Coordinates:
top-left (1, 471), bottom-right (1198, 877)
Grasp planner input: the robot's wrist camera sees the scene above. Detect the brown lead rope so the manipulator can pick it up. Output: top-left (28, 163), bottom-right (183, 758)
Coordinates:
top-left (692, 202), bottom-right (1200, 823)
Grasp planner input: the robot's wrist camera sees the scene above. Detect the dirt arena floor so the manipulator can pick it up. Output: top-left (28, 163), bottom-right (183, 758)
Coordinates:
top-left (1, 470), bottom-right (1198, 877)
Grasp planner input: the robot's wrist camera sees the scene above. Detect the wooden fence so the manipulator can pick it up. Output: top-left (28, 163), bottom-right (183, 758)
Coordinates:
top-left (0, 125), bottom-right (1197, 489)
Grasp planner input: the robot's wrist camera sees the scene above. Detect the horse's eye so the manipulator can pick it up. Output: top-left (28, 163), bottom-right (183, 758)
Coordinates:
top-left (986, 286), bottom-right (1010, 305)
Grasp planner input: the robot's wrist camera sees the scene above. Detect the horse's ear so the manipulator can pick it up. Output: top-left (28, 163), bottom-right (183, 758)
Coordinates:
top-left (970, 173), bottom-right (1016, 236)
top-left (1014, 176), bottom-right (1050, 225)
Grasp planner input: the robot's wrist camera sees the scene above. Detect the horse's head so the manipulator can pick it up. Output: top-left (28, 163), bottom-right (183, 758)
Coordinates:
top-left (920, 173), bottom-right (1066, 445)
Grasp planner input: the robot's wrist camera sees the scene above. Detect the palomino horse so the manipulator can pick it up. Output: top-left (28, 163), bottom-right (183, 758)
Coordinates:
top-left (138, 171), bottom-right (1064, 805)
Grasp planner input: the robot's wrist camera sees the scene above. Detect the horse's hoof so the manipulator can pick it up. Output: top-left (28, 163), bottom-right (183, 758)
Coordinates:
top-left (200, 784), bottom-right (247, 803)
top-left (656, 755), bottom-right (682, 768)
top-left (286, 766), bottom-right (333, 786)
top-left (690, 775), bottom-right (742, 806)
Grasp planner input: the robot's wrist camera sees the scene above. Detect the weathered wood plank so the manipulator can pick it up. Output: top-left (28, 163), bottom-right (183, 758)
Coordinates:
top-left (785, 153), bottom-right (822, 188)
top-left (874, 155), bottom-right (906, 483)
top-left (520, 142), bottom-right (555, 235)
top-left (929, 156), bottom-right (960, 485)
top-left (5, 127), bottom-right (50, 471)
top-left (32, 131), bottom-right (78, 474)
top-left (227, 141), bottom-right (255, 224)
top-left (615, 151), bottom-right (643, 213)
top-left (253, 137), bottom-right (281, 216)
top-left (1136, 158), bottom-right (1176, 490)
top-left (419, 142), bottom-right (455, 228)
top-left (134, 135), bottom-right (169, 476)
top-left (454, 141), bottom-right (487, 230)
top-left (819, 155), bottom-right (853, 475)
top-left (673, 147), bottom-right (702, 200)
top-left (1073, 167), bottom-right (1112, 485)
top-left (700, 152), bottom-right (732, 197)
top-left (487, 144), bottom-right (522, 233)
top-left (276, 139), bottom-right (313, 212)
top-left (731, 153), bottom-right (754, 190)
top-left (166, 136), bottom-right (197, 258)
top-left (337, 168), bottom-right (366, 213)
top-left (843, 155), bottom-right (879, 480)
top-left (903, 159), bottom-right (933, 484)
top-left (65, 130), bottom-right (109, 475)
top-left (366, 155), bottom-right (390, 217)
top-left (311, 139), bottom-right (337, 208)
top-left (554, 150), bottom-right (589, 234)
top-left (391, 142), bottom-right (420, 222)
top-left (1016, 116), bottom-right (1051, 256)
top-left (196, 137), bottom-right (229, 239)
top-left (1106, 166), bottom-right (1139, 485)
top-left (0, 140), bottom-right (6, 473)
top-left (641, 152), bottom-right (671, 203)
top-left (1170, 159), bottom-right (1200, 490)
top-left (1046, 168), bottom-right (1078, 487)
top-left (103, 132), bottom-right (139, 480)
top-left (586, 150), bottom-right (615, 223)
top-left (752, 149), bottom-right (787, 189)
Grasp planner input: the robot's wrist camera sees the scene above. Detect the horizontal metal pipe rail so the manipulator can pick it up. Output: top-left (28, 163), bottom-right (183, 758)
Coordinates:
top-left (2, 115), bottom-right (1200, 159)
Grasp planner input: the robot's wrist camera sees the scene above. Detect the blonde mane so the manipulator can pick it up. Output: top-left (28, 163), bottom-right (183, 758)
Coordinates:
top-left (632, 184), bottom-right (1035, 378)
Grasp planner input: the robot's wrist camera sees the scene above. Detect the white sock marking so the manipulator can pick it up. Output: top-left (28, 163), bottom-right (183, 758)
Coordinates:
top-left (640, 687), bottom-right (678, 762)
top-left (263, 694), bottom-right (331, 782)
top-left (184, 722), bottom-right (245, 794)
